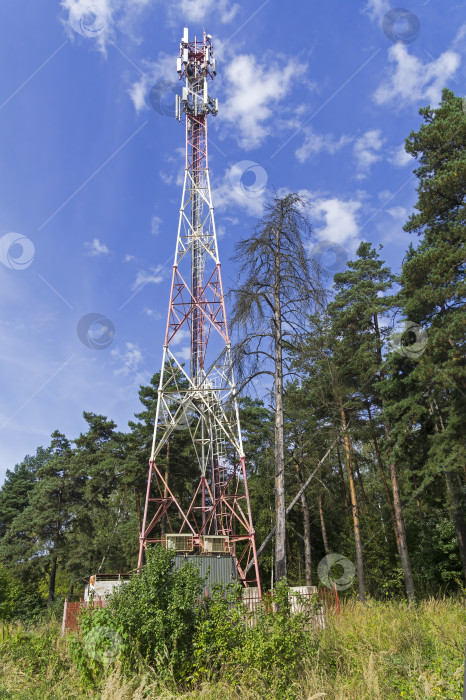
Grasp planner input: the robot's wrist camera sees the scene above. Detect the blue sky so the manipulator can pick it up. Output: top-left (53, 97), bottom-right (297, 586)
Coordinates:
top-left (0, 0), bottom-right (464, 483)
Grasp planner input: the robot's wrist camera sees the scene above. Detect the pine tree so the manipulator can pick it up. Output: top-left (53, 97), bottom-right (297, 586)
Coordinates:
top-left (328, 242), bottom-right (416, 602)
top-left (0, 447), bottom-right (48, 539)
top-left (66, 413), bottom-right (127, 577)
top-left (293, 307), bottom-right (367, 600)
top-left (0, 432), bottom-right (79, 604)
top-left (389, 88), bottom-right (466, 579)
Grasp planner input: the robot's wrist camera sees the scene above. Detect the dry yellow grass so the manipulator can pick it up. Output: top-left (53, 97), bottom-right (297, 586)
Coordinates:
top-left (1, 597), bottom-right (464, 699)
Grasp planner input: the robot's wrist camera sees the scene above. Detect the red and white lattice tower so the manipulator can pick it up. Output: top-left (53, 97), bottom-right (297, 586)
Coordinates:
top-left (138, 28), bottom-right (261, 592)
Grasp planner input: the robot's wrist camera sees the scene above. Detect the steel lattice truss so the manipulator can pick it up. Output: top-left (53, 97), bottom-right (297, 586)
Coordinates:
top-left (138, 29), bottom-right (261, 592)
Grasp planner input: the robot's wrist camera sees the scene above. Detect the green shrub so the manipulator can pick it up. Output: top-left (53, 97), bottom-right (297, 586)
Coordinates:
top-left (192, 580), bottom-right (319, 699)
top-left (68, 605), bottom-right (127, 687)
top-left (192, 583), bottom-right (246, 682)
top-left (0, 568), bottom-right (20, 622)
top-left (0, 567), bottom-right (48, 623)
top-left (109, 546), bottom-right (206, 680)
top-left (235, 581), bottom-right (318, 699)
top-left (70, 546), bottom-right (207, 686)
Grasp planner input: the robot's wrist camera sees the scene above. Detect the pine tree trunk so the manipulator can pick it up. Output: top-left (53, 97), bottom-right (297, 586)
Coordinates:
top-left (286, 533), bottom-right (292, 562)
top-left (352, 450), bottom-right (368, 511)
top-left (340, 404), bottom-right (366, 602)
top-left (135, 487), bottom-right (142, 536)
top-left (412, 472), bottom-right (423, 524)
top-left (336, 442), bottom-right (349, 509)
top-left (319, 493), bottom-right (330, 555)
top-left (48, 555), bottom-right (57, 606)
top-left (375, 311), bottom-right (415, 602)
top-left (445, 471), bottom-right (466, 580)
top-left (274, 225), bottom-right (287, 583)
top-left (295, 463), bottom-right (312, 585)
top-left (373, 437), bottom-right (402, 554)
top-left (366, 402), bottom-right (402, 555)
top-left (387, 447), bottom-right (416, 603)
top-left (434, 407), bottom-right (466, 580)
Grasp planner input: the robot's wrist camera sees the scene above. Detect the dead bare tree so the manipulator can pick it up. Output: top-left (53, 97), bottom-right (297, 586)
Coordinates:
top-left (230, 193), bottom-right (324, 583)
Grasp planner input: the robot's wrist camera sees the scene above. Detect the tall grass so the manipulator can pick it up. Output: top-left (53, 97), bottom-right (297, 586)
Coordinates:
top-left (0, 598), bottom-right (464, 699)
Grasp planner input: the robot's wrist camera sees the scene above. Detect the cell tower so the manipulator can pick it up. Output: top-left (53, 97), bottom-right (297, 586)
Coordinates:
top-left (138, 28), bottom-right (261, 593)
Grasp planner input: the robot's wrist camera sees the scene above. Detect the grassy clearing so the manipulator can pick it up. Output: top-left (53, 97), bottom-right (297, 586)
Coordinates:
top-left (0, 598), bottom-right (464, 699)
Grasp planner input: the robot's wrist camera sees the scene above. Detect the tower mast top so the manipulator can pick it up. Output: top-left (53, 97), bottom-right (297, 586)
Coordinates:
top-left (175, 27), bottom-right (218, 122)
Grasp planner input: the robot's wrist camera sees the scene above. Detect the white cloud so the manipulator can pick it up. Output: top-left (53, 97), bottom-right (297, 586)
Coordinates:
top-left (295, 127), bottom-right (351, 163)
top-left (128, 80), bottom-right (147, 113)
top-left (362, 0), bottom-right (390, 23)
top-left (373, 44), bottom-right (461, 108)
top-left (212, 168), bottom-right (266, 217)
top-left (151, 215), bottom-right (162, 236)
top-left (170, 328), bottom-right (190, 347)
top-left (388, 144), bottom-right (415, 167)
top-left (176, 346), bottom-right (191, 362)
top-left (60, 0), bottom-right (152, 54)
top-left (144, 308), bottom-right (162, 320)
top-left (127, 55), bottom-right (175, 114)
top-left (311, 197), bottom-right (362, 247)
top-left (159, 170), bottom-right (174, 186)
top-left (386, 206), bottom-right (407, 220)
top-left (111, 342), bottom-right (144, 377)
top-left (132, 265), bottom-right (164, 290)
top-left (84, 238), bottom-right (110, 256)
top-left (452, 23), bottom-right (466, 50)
top-left (124, 254), bottom-right (135, 263)
top-left (169, 0), bottom-right (239, 24)
top-left (378, 189), bottom-right (392, 201)
top-left (159, 153), bottom-right (185, 187)
top-left (221, 54), bottom-right (301, 149)
top-left (353, 129), bottom-right (385, 178)
top-left (60, 0), bottom-right (112, 53)
top-left (159, 169), bottom-right (184, 188)
top-left (175, 169), bottom-right (185, 187)
top-left (215, 216), bottom-right (238, 238)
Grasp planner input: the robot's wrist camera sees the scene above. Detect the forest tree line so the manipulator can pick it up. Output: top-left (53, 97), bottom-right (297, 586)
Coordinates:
top-left (0, 89), bottom-right (464, 617)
